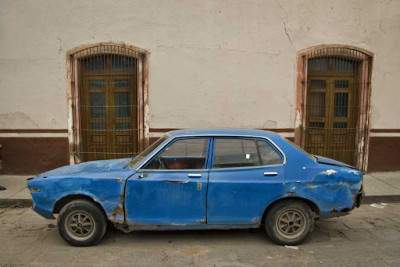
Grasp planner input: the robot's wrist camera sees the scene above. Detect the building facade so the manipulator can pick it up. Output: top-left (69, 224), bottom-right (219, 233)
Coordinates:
top-left (0, 0), bottom-right (399, 174)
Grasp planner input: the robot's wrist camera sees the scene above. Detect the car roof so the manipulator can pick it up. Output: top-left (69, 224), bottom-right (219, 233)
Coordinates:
top-left (167, 128), bottom-right (281, 138)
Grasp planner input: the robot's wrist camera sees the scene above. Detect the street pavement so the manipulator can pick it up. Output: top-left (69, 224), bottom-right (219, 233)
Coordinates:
top-left (0, 203), bottom-right (399, 266)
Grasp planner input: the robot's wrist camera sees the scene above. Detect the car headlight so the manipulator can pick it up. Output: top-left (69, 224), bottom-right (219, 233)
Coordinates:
top-left (30, 187), bottom-right (41, 193)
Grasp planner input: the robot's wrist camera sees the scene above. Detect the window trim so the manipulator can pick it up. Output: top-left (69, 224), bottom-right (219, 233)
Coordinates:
top-left (209, 164), bottom-right (283, 172)
top-left (136, 134), bottom-right (287, 172)
top-left (210, 136), bottom-right (284, 170)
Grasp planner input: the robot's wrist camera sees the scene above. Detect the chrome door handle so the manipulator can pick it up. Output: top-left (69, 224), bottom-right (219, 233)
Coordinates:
top-left (163, 180), bottom-right (189, 184)
top-left (188, 173), bottom-right (202, 178)
top-left (138, 173), bottom-right (148, 179)
top-left (264, 172), bottom-right (278, 176)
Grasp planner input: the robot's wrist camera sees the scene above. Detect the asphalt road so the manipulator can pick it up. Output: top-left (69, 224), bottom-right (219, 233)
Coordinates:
top-left (1, 203), bottom-right (399, 266)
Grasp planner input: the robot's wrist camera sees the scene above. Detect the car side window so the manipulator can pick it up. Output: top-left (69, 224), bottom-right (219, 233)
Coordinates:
top-left (257, 140), bottom-right (282, 165)
top-left (143, 138), bottom-right (209, 170)
top-left (213, 138), bottom-right (282, 169)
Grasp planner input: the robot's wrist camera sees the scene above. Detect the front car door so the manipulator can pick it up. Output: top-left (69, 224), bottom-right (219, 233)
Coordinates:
top-left (125, 137), bottom-right (211, 226)
top-left (207, 137), bottom-right (285, 225)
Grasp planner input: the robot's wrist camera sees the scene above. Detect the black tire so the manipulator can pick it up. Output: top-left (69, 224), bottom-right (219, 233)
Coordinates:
top-left (265, 199), bottom-right (314, 246)
top-left (57, 199), bottom-right (107, 247)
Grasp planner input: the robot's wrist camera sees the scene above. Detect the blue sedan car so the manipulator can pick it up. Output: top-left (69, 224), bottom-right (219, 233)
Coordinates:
top-left (27, 129), bottom-right (363, 246)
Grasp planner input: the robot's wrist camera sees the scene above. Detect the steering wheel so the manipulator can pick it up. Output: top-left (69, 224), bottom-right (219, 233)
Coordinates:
top-left (157, 157), bottom-right (167, 169)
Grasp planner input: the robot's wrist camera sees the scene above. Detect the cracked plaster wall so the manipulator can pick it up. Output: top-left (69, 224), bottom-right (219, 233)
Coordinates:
top-left (0, 0), bottom-right (399, 130)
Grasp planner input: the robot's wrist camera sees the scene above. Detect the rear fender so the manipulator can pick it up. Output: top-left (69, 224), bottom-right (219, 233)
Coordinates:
top-left (284, 167), bottom-right (362, 217)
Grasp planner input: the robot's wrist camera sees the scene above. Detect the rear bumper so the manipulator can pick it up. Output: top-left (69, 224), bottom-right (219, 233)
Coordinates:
top-left (321, 185), bottom-right (364, 219)
top-left (354, 186), bottom-right (364, 208)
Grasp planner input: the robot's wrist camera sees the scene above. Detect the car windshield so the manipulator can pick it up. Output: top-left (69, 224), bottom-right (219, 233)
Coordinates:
top-left (128, 134), bottom-right (169, 168)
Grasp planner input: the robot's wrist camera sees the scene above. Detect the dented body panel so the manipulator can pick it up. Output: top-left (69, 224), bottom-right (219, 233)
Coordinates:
top-left (28, 129), bottom-right (363, 231)
top-left (28, 158), bottom-right (133, 222)
top-left (207, 165), bottom-right (285, 225)
top-left (125, 170), bottom-right (209, 226)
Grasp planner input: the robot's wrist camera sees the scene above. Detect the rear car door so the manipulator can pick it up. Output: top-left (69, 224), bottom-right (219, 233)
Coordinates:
top-left (207, 137), bottom-right (285, 225)
top-left (125, 137), bottom-right (211, 226)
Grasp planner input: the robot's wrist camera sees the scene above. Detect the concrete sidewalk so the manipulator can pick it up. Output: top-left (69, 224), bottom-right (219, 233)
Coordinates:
top-left (1, 172), bottom-right (400, 207)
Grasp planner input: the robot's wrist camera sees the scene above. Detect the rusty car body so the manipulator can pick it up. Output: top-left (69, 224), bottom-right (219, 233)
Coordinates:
top-left (28, 129), bottom-right (364, 246)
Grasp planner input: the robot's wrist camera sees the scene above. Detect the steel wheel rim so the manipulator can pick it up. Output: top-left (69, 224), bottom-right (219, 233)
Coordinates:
top-left (275, 209), bottom-right (307, 239)
top-left (65, 210), bottom-right (96, 241)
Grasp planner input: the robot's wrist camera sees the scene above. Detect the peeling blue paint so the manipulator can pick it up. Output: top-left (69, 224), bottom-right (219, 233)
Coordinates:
top-left (28, 129), bottom-right (363, 231)
top-left (28, 159), bottom-right (133, 221)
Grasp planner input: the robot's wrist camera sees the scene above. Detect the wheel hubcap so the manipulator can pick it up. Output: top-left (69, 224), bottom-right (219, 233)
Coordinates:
top-left (65, 211), bottom-right (95, 241)
top-left (276, 209), bottom-right (306, 239)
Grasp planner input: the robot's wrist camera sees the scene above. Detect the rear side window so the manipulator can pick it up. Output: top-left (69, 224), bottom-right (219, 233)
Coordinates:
top-left (257, 140), bottom-right (282, 165)
top-left (213, 138), bottom-right (282, 169)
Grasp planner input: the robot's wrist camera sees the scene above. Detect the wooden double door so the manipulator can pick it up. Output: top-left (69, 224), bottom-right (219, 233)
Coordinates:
top-left (305, 75), bottom-right (357, 165)
top-left (80, 73), bottom-right (138, 161)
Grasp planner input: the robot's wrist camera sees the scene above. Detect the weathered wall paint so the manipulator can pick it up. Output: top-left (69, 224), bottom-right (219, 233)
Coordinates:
top-left (0, 0), bottom-right (399, 131)
top-left (0, 137), bottom-right (69, 175)
top-left (368, 137), bottom-right (400, 172)
top-left (2, 135), bottom-right (398, 175)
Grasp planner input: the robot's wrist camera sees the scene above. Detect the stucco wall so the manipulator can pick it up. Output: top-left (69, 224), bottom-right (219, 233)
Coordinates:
top-left (0, 0), bottom-right (399, 130)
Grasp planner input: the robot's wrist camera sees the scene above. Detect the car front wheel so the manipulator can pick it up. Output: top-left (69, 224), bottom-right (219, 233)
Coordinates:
top-left (57, 199), bottom-right (107, 246)
top-left (265, 200), bottom-right (314, 245)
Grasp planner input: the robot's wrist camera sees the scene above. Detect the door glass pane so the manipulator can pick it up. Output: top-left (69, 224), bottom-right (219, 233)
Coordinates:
top-left (213, 139), bottom-right (260, 168)
top-left (90, 92), bottom-right (105, 118)
top-left (309, 92), bottom-right (325, 117)
top-left (334, 93), bottom-right (349, 117)
top-left (308, 58), bottom-right (328, 71)
top-left (83, 56), bottom-right (107, 71)
top-left (116, 122), bottom-right (132, 131)
top-left (89, 80), bottom-right (106, 89)
top-left (333, 122), bottom-right (347, 129)
top-left (115, 92), bottom-right (131, 118)
top-left (310, 80), bottom-right (326, 89)
top-left (91, 123), bottom-right (106, 130)
top-left (114, 79), bottom-right (130, 88)
top-left (334, 59), bottom-right (353, 72)
top-left (335, 80), bottom-right (349, 89)
top-left (144, 138), bottom-right (209, 170)
top-left (257, 140), bottom-right (282, 165)
top-left (309, 122), bottom-right (325, 129)
top-left (112, 56), bottom-right (136, 70)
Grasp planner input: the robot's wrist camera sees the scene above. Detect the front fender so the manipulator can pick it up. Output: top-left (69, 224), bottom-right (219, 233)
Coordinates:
top-left (28, 176), bottom-right (127, 222)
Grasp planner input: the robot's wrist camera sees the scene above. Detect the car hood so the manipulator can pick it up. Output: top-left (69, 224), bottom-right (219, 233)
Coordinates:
top-left (40, 158), bottom-right (131, 177)
top-left (314, 155), bottom-right (358, 170)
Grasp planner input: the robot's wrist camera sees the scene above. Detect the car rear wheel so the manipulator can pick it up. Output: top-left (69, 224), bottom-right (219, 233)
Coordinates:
top-left (57, 199), bottom-right (107, 246)
top-left (265, 200), bottom-right (313, 245)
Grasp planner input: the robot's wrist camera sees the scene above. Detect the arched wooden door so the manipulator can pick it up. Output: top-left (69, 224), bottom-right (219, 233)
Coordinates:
top-left (79, 54), bottom-right (138, 161)
top-left (67, 44), bottom-right (149, 164)
top-left (306, 63), bottom-right (357, 165)
top-left (300, 47), bottom-right (373, 168)
top-left (79, 54), bottom-right (137, 161)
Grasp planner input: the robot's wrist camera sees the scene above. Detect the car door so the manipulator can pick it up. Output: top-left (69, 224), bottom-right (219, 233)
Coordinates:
top-left (125, 137), bottom-right (211, 226)
top-left (207, 137), bottom-right (285, 225)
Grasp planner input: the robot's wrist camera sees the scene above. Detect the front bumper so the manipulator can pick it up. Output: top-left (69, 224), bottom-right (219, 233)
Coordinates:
top-left (28, 178), bottom-right (56, 219)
